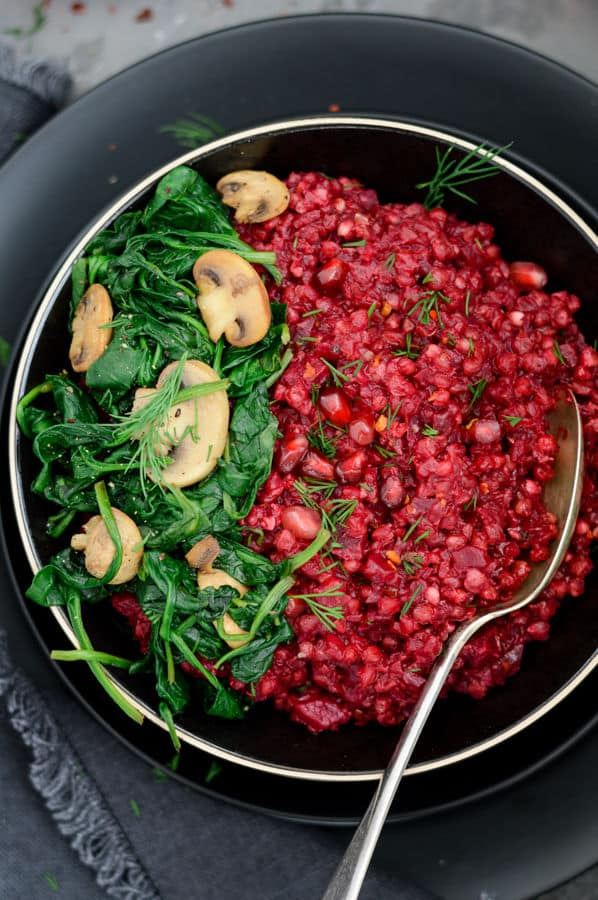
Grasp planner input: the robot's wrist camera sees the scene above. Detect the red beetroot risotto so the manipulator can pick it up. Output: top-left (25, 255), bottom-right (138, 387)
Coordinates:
top-left (223, 171), bottom-right (598, 734)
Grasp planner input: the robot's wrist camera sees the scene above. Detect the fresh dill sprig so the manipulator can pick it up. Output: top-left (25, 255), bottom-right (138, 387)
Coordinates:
top-left (402, 554), bottom-right (424, 576)
top-left (367, 300), bottom-right (378, 322)
top-left (421, 424), bottom-right (439, 438)
top-left (114, 358), bottom-right (228, 493)
top-left (463, 489), bottom-right (479, 511)
top-left (503, 414), bottom-right (522, 427)
top-left (385, 400), bottom-right (403, 431)
top-left (291, 588), bottom-right (345, 632)
top-left (0, 335), bottom-right (11, 366)
top-left (552, 340), bottom-right (568, 366)
top-left (467, 377), bottom-right (488, 411)
top-left (383, 252), bottom-right (397, 271)
top-left (320, 357), bottom-right (362, 386)
top-left (392, 333), bottom-right (420, 360)
top-left (159, 113), bottom-right (224, 149)
top-left (416, 142), bottom-right (512, 210)
top-left (407, 289), bottom-right (451, 327)
top-left (403, 514), bottom-right (424, 542)
top-left (4, 4), bottom-right (45, 38)
top-left (294, 477), bottom-right (337, 502)
top-left (401, 583), bottom-right (423, 617)
top-left (295, 479), bottom-right (357, 533)
top-left (373, 444), bottom-right (397, 460)
top-left (465, 290), bottom-right (471, 317)
top-left (342, 239), bottom-right (367, 247)
top-left (306, 414), bottom-right (339, 459)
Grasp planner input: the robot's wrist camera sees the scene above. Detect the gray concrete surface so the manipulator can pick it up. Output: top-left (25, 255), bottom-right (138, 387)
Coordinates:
top-left (1, 0), bottom-right (598, 99)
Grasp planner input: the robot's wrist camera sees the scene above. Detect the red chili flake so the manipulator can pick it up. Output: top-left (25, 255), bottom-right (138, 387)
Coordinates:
top-left (107, 3), bottom-right (117, 12)
top-left (328, 103), bottom-right (341, 113)
top-left (71, 2), bottom-right (86, 12)
top-left (222, 0), bottom-right (234, 7)
top-left (135, 7), bottom-right (154, 21)
top-left (107, 143), bottom-right (117, 152)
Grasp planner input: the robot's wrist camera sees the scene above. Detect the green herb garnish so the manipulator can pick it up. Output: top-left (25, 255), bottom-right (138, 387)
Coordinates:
top-left (160, 113), bottom-right (224, 149)
top-left (552, 340), bottom-right (568, 366)
top-left (417, 142), bottom-right (512, 209)
top-left (403, 515), bottom-right (424, 542)
top-left (0, 335), bottom-right (10, 366)
top-left (402, 555), bottom-right (424, 576)
top-left (467, 378), bottom-right (488, 410)
top-left (400, 583), bottom-right (423, 617)
top-left (407, 289), bottom-right (451, 327)
top-left (43, 872), bottom-right (59, 892)
top-left (463, 490), bottom-right (479, 511)
top-left (392, 333), bottom-right (420, 360)
top-left (4, 4), bottom-right (45, 37)
top-left (291, 587), bottom-right (345, 632)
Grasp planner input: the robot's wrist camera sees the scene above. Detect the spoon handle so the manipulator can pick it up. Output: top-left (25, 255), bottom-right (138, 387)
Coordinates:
top-left (321, 620), bottom-right (477, 900)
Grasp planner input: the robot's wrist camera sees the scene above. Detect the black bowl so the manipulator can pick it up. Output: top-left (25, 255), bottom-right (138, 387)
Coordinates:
top-left (8, 117), bottom-right (598, 781)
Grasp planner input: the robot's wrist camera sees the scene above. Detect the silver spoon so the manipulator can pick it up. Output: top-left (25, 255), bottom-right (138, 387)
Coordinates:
top-left (322, 395), bottom-right (584, 900)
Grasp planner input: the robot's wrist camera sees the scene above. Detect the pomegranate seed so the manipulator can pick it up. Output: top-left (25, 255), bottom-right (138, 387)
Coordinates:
top-left (301, 451), bottom-right (336, 481)
top-left (336, 450), bottom-right (367, 483)
top-left (348, 409), bottom-right (375, 445)
top-left (509, 261), bottom-right (548, 291)
top-left (380, 476), bottom-right (404, 507)
top-left (319, 387), bottom-right (352, 426)
top-left (278, 433), bottom-right (309, 473)
top-left (315, 258), bottom-right (348, 294)
top-left (281, 506), bottom-right (322, 541)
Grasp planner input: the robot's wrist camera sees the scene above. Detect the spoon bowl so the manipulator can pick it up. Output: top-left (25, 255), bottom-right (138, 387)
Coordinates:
top-left (323, 393), bottom-right (584, 900)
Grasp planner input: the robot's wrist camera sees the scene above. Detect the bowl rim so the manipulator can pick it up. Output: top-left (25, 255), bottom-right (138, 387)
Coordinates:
top-left (9, 113), bottom-right (598, 782)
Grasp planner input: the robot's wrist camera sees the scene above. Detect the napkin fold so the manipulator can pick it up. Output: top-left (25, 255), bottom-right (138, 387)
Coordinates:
top-left (0, 44), bottom-right (70, 163)
top-left (0, 45), bottom-right (436, 900)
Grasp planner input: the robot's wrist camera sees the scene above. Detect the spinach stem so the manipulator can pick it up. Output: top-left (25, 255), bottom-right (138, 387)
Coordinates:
top-left (65, 592), bottom-right (144, 724)
top-left (51, 649), bottom-right (134, 668)
top-left (94, 481), bottom-right (123, 584)
top-left (171, 633), bottom-right (221, 690)
top-left (214, 575), bottom-right (295, 669)
top-left (16, 380), bottom-right (53, 436)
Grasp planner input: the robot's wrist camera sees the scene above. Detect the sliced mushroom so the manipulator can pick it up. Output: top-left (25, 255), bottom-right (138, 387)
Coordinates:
top-left (71, 508), bottom-right (143, 585)
top-left (69, 283), bottom-right (113, 373)
top-left (186, 534), bottom-right (249, 648)
top-left (193, 250), bottom-right (271, 348)
top-left (216, 170), bottom-right (289, 223)
top-left (132, 359), bottom-right (229, 488)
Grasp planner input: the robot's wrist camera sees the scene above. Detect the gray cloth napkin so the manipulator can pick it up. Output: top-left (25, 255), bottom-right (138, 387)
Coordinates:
top-left (0, 47), bottom-right (435, 900)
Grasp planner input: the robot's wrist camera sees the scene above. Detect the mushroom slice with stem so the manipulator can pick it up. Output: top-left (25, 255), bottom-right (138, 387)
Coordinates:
top-left (69, 283), bottom-right (113, 373)
top-left (132, 359), bottom-right (229, 489)
top-left (193, 249), bottom-right (271, 348)
top-left (186, 535), bottom-right (250, 648)
top-left (71, 507), bottom-right (143, 585)
top-left (216, 170), bottom-right (289, 223)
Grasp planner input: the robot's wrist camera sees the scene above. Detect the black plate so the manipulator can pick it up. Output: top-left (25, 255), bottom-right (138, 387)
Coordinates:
top-left (3, 14), bottom-right (598, 899)
top-left (9, 115), bottom-right (598, 782)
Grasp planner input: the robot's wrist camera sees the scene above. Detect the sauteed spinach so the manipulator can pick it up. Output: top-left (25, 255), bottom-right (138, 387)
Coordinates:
top-left (19, 165), bottom-right (328, 738)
